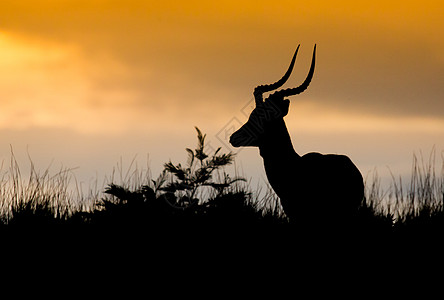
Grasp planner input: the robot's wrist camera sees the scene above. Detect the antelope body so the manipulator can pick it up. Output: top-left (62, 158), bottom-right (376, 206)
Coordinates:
top-left (230, 45), bottom-right (364, 225)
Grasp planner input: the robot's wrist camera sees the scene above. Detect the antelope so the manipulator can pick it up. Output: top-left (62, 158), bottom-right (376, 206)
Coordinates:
top-left (229, 45), bottom-right (364, 227)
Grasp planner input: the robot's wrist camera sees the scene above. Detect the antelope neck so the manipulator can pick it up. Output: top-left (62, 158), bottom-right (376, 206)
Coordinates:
top-left (258, 118), bottom-right (300, 160)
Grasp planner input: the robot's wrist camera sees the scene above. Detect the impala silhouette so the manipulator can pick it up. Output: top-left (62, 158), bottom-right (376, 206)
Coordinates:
top-left (230, 45), bottom-right (364, 226)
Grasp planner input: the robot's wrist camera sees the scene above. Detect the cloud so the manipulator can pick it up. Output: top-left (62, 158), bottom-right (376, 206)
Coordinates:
top-left (0, 0), bottom-right (443, 134)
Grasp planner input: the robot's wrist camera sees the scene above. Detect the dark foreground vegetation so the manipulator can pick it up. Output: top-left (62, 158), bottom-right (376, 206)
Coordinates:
top-left (1, 129), bottom-right (443, 254)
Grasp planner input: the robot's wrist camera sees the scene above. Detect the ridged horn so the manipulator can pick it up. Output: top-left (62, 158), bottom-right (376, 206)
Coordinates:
top-left (268, 44), bottom-right (316, 99)
top-left (253, 45), bottom-right (300, 105)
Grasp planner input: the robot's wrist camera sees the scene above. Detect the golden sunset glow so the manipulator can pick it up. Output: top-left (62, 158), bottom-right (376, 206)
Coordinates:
top-left (1, 1), bottom-right (443, 188)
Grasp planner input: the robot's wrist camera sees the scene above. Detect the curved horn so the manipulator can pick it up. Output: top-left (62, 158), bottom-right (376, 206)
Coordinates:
top-left (254, 45), bottom-right (300, 105)
top-left (269, 44), bottom-right (316, 99)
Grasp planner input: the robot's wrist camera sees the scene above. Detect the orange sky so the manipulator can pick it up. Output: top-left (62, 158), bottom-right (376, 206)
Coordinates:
top-left (0, 0), bottom-right (443, 191)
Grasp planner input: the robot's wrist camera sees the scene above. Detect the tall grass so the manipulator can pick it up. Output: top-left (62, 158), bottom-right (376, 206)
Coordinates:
top-left (0, 150), bottom-right (93, 226)
top-left (1, 138), bottom-right (443, 238)
top-left (364, 149), bottom-right (444, 235)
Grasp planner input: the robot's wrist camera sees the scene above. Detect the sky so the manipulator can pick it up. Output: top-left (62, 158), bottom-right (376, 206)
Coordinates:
top-left (0, 0), bottom-right (443, 195)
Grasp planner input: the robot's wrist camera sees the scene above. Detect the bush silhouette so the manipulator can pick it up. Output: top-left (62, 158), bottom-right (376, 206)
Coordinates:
top-left (95, 127), bottom-right (258, 232)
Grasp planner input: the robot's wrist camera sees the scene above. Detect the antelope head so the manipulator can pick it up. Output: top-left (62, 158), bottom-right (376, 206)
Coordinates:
top-left (229, 45), bottom-right (316, 148)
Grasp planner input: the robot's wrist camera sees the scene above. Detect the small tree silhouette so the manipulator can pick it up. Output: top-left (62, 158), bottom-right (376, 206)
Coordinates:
top-left (101, 127), bottom-right (246, 218)
top-left (161, 127), bottom-right (245, 208)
